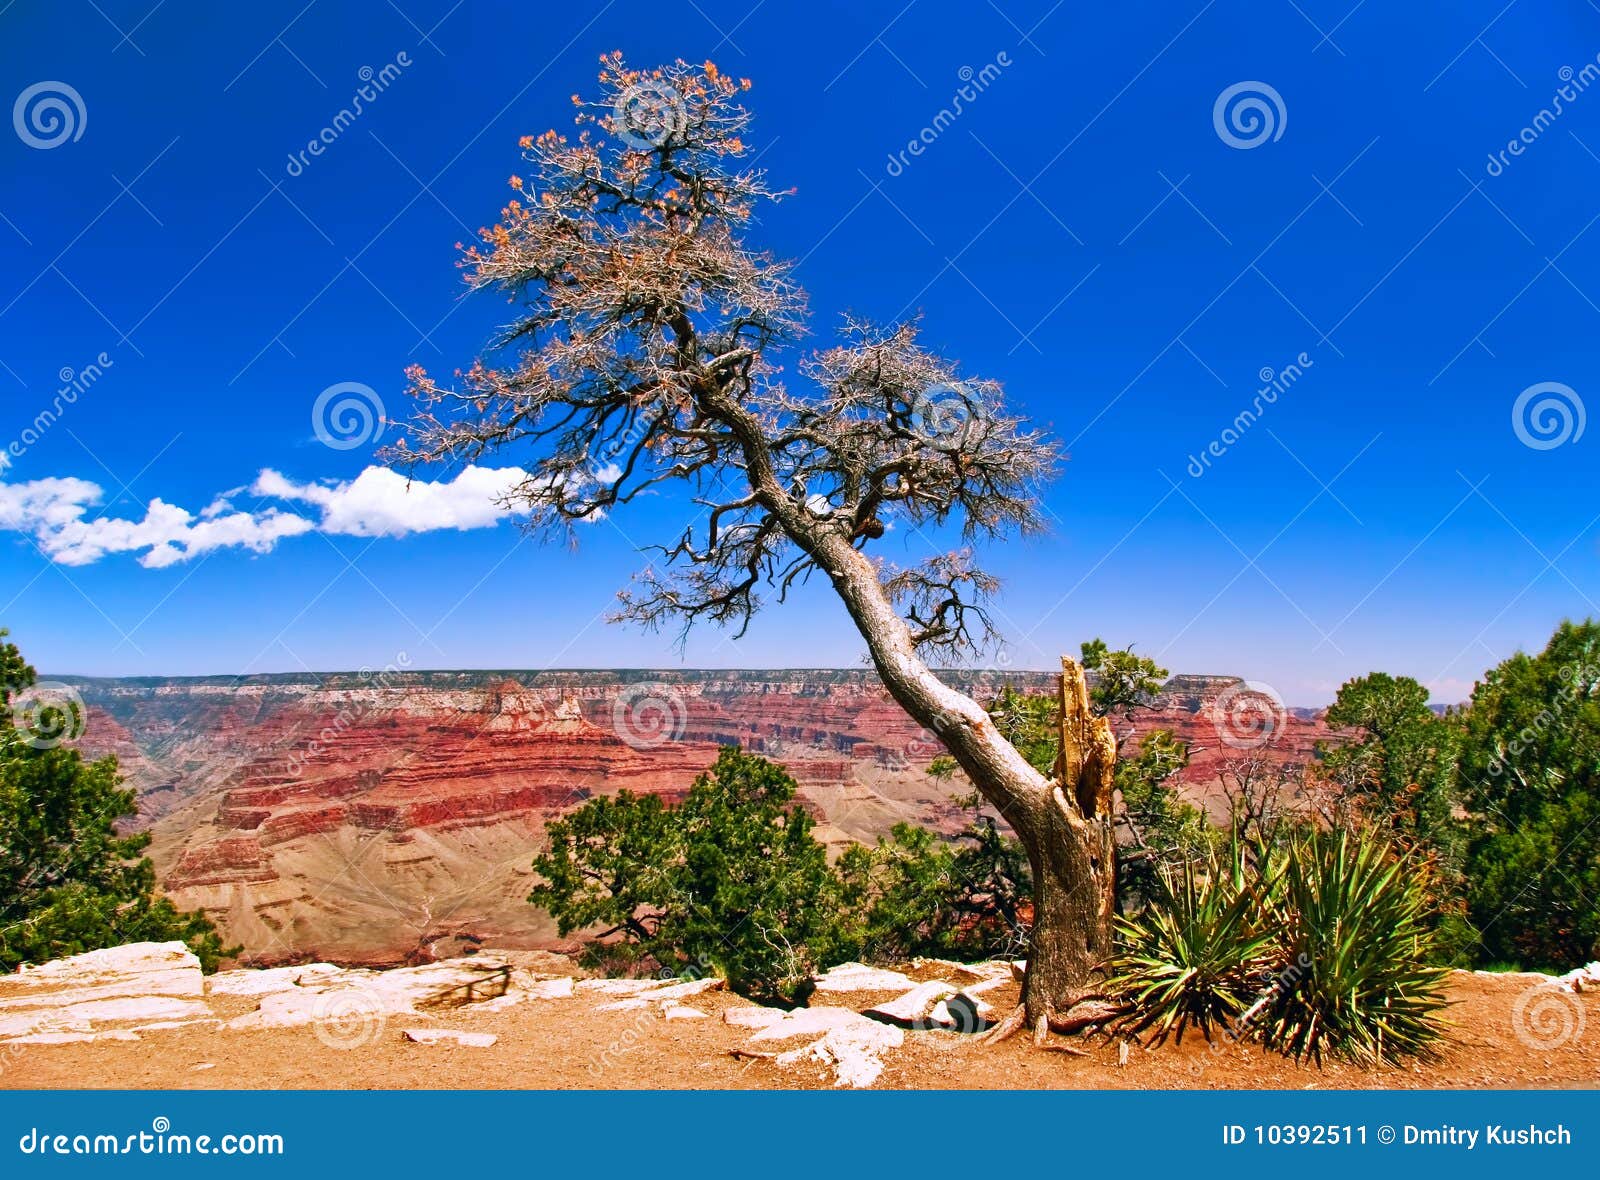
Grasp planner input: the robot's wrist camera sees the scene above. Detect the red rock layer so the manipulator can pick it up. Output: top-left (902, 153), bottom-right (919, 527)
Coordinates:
top-left (64, 669), bottom-right (1337, 960)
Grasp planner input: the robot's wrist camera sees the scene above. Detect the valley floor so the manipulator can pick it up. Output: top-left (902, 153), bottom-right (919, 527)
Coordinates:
top-left (6, 971), bottom-right (1596, 1091)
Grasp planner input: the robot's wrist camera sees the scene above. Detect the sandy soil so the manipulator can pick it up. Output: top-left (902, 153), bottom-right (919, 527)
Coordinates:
top-left (5, 971), bottom-right (1596, 1091)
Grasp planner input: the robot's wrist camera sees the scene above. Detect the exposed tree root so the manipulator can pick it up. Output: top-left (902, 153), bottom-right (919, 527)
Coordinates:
top-left (1047, 998), bottom-right (1124, 1035)
top-left (981, 1000), bottom-right (1110, 1054)
top-left (983, 1004), bottom-right (1028, 1045)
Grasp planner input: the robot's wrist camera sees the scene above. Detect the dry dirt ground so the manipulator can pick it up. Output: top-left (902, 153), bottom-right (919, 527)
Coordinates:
top-left (5, 970), bottom-right (1597, 1091)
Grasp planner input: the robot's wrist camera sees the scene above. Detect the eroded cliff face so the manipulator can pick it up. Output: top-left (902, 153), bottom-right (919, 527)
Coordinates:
top-left (65, 669), bottom-right (1332, 965)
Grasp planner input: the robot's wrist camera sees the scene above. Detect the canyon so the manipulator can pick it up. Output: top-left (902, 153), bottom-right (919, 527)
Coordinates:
top-left (62, 669), bottom-right (1335, 966)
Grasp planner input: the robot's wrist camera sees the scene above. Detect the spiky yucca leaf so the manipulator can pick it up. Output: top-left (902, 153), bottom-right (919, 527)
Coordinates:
top-left (1107, 844), bottom-right (1276, 1046)
top-left (1260, 828), bottom-right (1450, 1065)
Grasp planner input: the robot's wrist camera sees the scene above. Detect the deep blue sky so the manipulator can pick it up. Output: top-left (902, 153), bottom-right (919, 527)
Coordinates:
top-left (2, 0), bottom-right (1598, 703)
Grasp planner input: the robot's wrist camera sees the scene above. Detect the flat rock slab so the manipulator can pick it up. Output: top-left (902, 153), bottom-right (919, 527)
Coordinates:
top-left (207, 965), bottom-right (343, 997)
top-left (749, 1006), bottom-right (879, 1043)
top-left (518, 977), bottom-right (576, 1000)
top-left (402, 1028), bottom-right (497, 1047)
top-left (649, 977), bottom-right (723, 1000)
top-left (909, 958), bottom-right (1013, 984)
top-left (0, 996), bottom-right (211, 1041)
top-left (866, 981), bottom-right (997, 1031)
top-left (594, 997), bottom-right (653, 1012)
top-left (227, 986), bottom-right (413, 1032)
top-left (1, 941), bottom-right (200, 987)
top-left (864, 981), bottom-right (958, 1025)
top-left (576, 979), bottom-right (665, 996)
top-left (0, 941), bottom-right (204, 1010)
top-left (662, 1003), bottom-right (709, 1020)
top-left (811, 963), bottom-right (916, 993)
top-left (593, 976), bottom-right (723, 1011)
top-left (1558, 962), bottom-right (1600, 992)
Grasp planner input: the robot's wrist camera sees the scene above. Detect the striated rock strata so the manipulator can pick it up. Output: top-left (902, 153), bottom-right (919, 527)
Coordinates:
top-left (60, 668), bottom-right (1335, 965)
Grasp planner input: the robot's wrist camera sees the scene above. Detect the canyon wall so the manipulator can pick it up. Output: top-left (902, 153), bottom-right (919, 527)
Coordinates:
top-left (64, 668), bottom-right (1333, 965)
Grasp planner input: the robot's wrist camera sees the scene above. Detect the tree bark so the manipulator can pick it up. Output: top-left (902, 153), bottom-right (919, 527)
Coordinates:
top-left (1019, 657), bottom-right (1118, 1028)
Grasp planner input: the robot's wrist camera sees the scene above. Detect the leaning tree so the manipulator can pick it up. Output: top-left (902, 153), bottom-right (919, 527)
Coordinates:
top-left (395, 56), bottom-right (1118, 1040)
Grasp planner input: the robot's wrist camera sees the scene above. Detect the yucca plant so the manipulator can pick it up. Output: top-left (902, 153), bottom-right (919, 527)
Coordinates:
top-left (1258, 828), bottom-right (1450, 1065)
top-left (1107, 843), bottom-right (1277, 1046)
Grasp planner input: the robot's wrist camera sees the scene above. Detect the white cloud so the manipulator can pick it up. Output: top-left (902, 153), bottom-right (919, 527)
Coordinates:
top-left (252, 465), bottom-right (526, 538)
top-left (0, 464), bottom-right (534, 568)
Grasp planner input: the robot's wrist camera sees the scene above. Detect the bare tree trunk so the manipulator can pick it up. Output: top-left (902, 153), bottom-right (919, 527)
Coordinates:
top-left (1018, 657), bottom-right (1118, 1028)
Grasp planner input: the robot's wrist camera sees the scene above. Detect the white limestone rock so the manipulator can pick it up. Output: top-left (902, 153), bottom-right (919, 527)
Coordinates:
top-left (776, 1021), bottom-right (905, 1089)
top-left (811, 962), bottom-right (916, 993)
top-left (867, 981), bottom-right (998, 1031)
top-left (749, 1006), bottom-right (879, 1043)
top-left (0, 941), bottom-right (204, 1009)
top-left (206, 965), bottom-right (342, 997)
top-left (518, 976), bottom-right (577, 1000)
